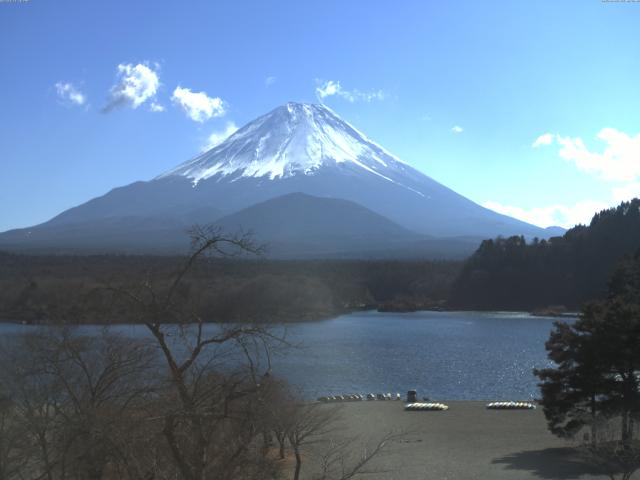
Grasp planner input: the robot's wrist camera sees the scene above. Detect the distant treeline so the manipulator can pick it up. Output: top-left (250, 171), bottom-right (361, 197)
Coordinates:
top-left (0, 253), bottom-right (460, 324)
top-left (5, 200), bottom-right (638, 323)
top-left (450, 199), bottom-right (640, 311)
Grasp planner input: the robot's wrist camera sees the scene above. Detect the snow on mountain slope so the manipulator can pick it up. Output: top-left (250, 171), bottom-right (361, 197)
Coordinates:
top-left (0, 102), bottom-right (557, 255)
top-left (150, 102), bottom-right (549, 238)
top-left (157, 102), bottom-right (424, 196)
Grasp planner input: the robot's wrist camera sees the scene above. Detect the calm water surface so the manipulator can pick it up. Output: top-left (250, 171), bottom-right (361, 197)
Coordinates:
top-left (0, 311), bottom-right (561, 401)
top-left (271, 310), bottom-right (559, 400)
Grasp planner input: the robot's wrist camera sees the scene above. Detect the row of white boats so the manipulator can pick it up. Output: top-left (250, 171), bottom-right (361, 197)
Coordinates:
top-left (317, 393), bottom-right (402, 402)
top-left (404, 402), bottom-right (536, 411)
top-left (316, 395), bottom-right (537, 411)
top-left (486, 401), bottom-right (536, 410)
top-left (405, 402), bottom-right (449, 411)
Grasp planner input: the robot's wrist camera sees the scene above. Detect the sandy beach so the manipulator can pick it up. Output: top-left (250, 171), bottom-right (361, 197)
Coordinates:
top-left (304, 401), bottom-right (617, 480)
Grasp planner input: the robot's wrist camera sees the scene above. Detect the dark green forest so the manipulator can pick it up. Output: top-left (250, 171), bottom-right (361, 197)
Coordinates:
top-left (450, 199), bottom-right (640, 311)
top-left (0, 253), bottom-right (460, 324)
top-left (3, 199), bottom-right (639, 323)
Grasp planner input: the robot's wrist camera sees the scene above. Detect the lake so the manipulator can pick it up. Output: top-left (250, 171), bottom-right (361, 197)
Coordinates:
top-left (0, 310), bottom-right (561, 401)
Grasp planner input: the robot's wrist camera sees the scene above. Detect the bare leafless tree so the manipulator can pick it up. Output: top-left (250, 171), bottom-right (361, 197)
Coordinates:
top-left (108, 226), bottom-right (287, 480)
top-left (0, 394), bottom-right (31, 480)
top-left (313, 431), bottom-right (404, 480)
top-left (0, 328), bottom-right (159, 480)
top-left (0, 335), bottom-right (64, 480)
top-left (283, 399), bottom-right (403, 480)
top-left (0, 226), bottom-right (403, 480)
top-left (286, 402), bottom-right (343, 480)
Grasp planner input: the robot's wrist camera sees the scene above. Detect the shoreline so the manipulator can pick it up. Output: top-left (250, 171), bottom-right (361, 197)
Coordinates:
top-left (0, 307), bottom-right (578, 326)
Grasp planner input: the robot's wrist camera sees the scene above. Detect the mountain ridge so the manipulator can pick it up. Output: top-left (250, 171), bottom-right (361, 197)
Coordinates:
top-left (210, 192), bottom-right (480, 259)
top-left (0, 102), bottom-right (561, 256)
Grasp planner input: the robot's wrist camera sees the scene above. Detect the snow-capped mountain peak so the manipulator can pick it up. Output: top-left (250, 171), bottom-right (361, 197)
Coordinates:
top-left (158, 102), bottom-right (410, 185)
top-left (0, 102), bottom-right (553, 253)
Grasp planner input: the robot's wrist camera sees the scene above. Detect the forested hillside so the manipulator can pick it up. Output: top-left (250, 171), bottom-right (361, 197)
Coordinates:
top-left (450, 199), bottom-right (640, 310)
top-left (0, 253), bottom-right (460, 324)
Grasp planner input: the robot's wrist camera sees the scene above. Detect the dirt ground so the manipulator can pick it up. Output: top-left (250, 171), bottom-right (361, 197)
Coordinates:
top-left (301, 401), bottom-right (623, 480)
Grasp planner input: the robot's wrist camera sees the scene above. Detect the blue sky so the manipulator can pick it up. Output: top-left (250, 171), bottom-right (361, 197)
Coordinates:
top-left (1, 0), bottom-right (639, 231)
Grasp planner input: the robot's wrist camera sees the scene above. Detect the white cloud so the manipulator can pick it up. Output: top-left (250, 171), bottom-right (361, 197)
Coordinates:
top-left (533, 129), bottom-right (640, 182)
top-left (149, 101), bottom-right (165, 112)
top-left (532, 133), bottom-right (553, 148)
top-left (527, 127), bottom-right (640, 216)
top-left (451, 125), bottom-right (463, 134)
top-left (486, 127), bottom-right (640, 230)
top-left (265, 76), bottom-right (277, 87)
top-left (315, 80), bottom-right (385, 103)
top-left (55, 82), bottom-right (86, 106)
top-left (483, 200), bottom-right (609, 229)
top-left (203, 122), bottom-right (238, 151)
top-left (171, 86), bottom-right (225, 122)
top-left (556, 128), bottom-right (640, 182)
top-left (103, 63), bottom-right (160, 112)
top-left (316, 80), bottom-right (342, 98)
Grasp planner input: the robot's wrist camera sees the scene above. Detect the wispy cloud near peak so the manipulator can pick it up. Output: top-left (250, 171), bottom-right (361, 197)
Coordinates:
top-left (171, 86), bottom-right (225, 122)
top-left (315, 79), bottom-right (385, 103)
top-left (203, 121), bottom-right (238, 151)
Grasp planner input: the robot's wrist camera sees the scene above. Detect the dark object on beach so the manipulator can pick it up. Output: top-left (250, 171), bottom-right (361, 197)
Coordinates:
top-left (407, 390), bottom-right (417, 402)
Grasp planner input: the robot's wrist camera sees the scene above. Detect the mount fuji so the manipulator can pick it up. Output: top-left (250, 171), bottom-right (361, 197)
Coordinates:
top-left (0, 102), bottom-right (557, 257)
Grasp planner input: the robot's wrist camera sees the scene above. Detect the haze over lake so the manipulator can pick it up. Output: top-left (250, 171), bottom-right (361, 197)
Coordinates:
top-left (0, 311), bottom-right (559, 400)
